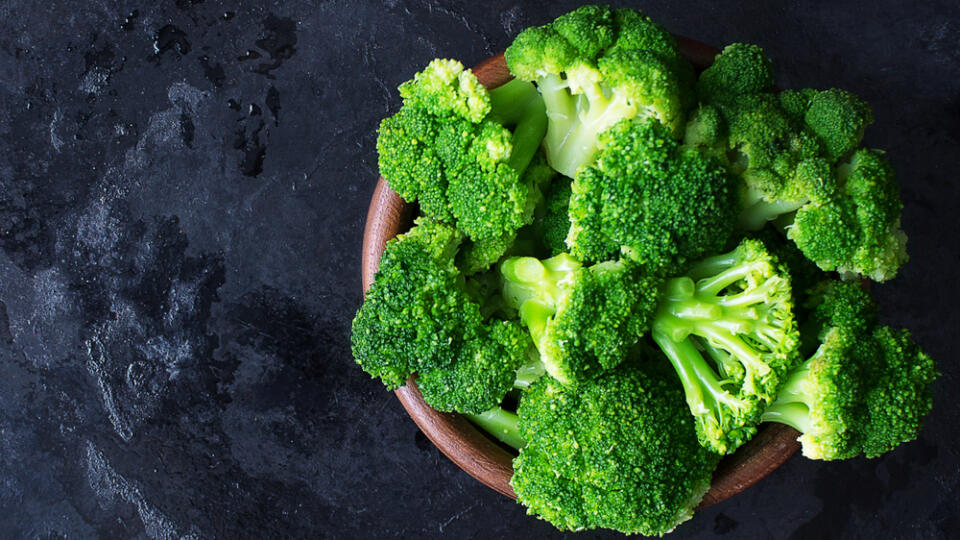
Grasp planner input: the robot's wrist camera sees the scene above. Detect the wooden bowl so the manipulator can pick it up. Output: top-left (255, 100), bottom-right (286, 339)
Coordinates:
top-left (361, 36), bottom-right (801, 505)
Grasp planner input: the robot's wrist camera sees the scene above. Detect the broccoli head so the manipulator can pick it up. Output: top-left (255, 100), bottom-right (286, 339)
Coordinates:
top-left (456, 150), bottom-right (557, 275)
top-left (351, 219), bottom-right (531, 413)
top-left (505, 5), bottom-right (694, 177)
top-left (803, 88), bottom-right (874, 162)
top-left (377, 59), bottom-right (547, 241)
top-left (697, 42), bottom-right (774, 102)
top-left (788, 149), bottom-right (907, 281)
top-left (511, 360), bottom-right (720, 535)
top-left (534, 174), bottom-right (573, 256)
top-left (567, 117), bottom-right (739, 272)
top-left (501, 253), bottom-right (660, 385)
top-left (651, 238), bottom-right (801, 454)
top-left (762, 281), bottom-right (937, 459)
top-left (684, 44), bottom-right (908, 281)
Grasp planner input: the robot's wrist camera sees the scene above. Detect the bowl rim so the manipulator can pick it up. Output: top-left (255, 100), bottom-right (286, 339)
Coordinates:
top-left (360, 36), bottom-right (801, 506)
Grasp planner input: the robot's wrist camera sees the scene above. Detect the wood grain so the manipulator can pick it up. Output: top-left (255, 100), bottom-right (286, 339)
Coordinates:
top-left (360, 36), bottom-right (801, 506)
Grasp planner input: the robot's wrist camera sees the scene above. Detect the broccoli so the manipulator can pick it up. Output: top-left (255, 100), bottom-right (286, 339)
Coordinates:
top-left (567, 116), bottom-right (739, 272)
top-left (687, 43), bottom-right (908, 281)
top-left (500, 253), bottom-right (660, 385)
top-left (696, 42), bottom-right (774, 102)
top-left (377, 59), bottom-right (547, 241)
top-left (456, 151), bottom-right (557, 275)
top-left (464, 407), bottom-right (524, 450)
top-left (510, 360), bottom-right (720, 535)
top-left (787, 149), bottom-right (907, 281)
top-left (761, 282), bottom-right (937, 459)
top-left (534, 174), bottom-right (572, 256)
top-left (504, 5), bottom-right (694, 178)
top-left (351, 219), bottom-right (532, 413)
top-left (650, 238), bottom-right (801, 454)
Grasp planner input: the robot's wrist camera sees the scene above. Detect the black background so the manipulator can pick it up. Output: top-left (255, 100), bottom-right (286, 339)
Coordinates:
top-left (1, 1), bottom-right (958, 538)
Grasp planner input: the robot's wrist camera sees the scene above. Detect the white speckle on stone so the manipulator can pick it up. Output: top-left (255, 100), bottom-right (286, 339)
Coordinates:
top-left (49, 109), bottom-right (64, 152)
top-left (85, 440), bottom-right (205, 539)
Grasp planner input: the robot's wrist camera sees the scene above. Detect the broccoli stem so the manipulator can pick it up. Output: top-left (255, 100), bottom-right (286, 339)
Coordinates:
top-left (489, 78), bottom-right (548, 174)
top-left (465, 407), bottom-right (524, 450)
top-left (737, 200), bottom-right (807, 231)
top-left (514, 349), bottom-right (546, 389)
top-left (760, 402), bottom-right (812, 433)
top-left (760, 361), bottom-right (814, 433)
top-left (651, 328), bottom-right (742, 414)
top-left (538, 77), bottom-right (637, 178)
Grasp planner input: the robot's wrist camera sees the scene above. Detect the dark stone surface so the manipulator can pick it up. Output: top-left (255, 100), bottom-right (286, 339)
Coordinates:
top-left (0, 0), bottom-right (957, 538)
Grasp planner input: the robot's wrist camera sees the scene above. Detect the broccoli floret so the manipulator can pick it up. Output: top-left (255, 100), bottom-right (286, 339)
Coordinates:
top-left (697, 43), bottom-right (774, 102)
top-left (377, 59), bottom-right (547, 241)
top-left (456, 150), bottom-right (557, 274)
top-left (788, 149), bottom-right (907, 281)
top-left (505, 5), bottom-right (694, 177)
top-left (536, 175), bottom-right (572, 256)
top-left (650, 238), bottom-right (801, 454)
top-left (568, 117), bottom-right (739, 272)
top-left (761, 282), bottom-right (937, 459)
top-left (500, 254), bottom-right (660, 385)
top-left (511, 361), bottom-right (720, 535)
top-left (684, 102), bottom-right (726, 149)
top-left (777, 88), bottom-right (818, 123)
top-left (684, 44), bottom-right (908, 281)
top-left (803, 88), bottom-right (874, 162)
top-left (351, 219), bottom-right (532, 413)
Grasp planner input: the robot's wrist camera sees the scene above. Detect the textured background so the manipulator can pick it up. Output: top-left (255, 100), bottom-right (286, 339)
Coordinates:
top-left (1, 0), bottom-right (958, 538)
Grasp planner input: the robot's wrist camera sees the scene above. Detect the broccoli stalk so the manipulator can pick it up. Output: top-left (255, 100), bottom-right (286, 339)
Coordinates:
top-left (488, 78), bottom-right (550, 173)
top-left (465, 407), bottom-right (524, 450)
top-left (760, 282), bottom-right (937, 460)
top-left (650, 238), bottom-right (801, 454)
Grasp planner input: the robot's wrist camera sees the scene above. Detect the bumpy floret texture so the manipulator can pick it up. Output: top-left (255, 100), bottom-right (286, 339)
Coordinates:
top-left (789, 149), bottom-right (907, 281)
top-left (684, 43), bottom-right (908, 281)
top-left (377, 59), bottom-right (547, 242)
top-left (505, 5), bottom-right (694, 177)
top-left (512, 362), bottom-right (720, 535)
top-left (501, 254), bottom-right (661, 385)
top-left (567, 117), bottom-right (738, 272)
top-left (351, 219), bottom-right (531, 413)
top-left (762, 282), bottom-right (938, 459)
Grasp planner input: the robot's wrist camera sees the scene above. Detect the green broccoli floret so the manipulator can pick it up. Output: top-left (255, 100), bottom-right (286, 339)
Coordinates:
top-left (456, 150), bottom-right (557, 275)
top-left (697, 42), bottom-right (774, 102)
top-left (803, 88), bottom-right (874, 162)
top-left (351, 219), bottom-right (532, 413)
top-left (500, 254), bottom-right (660, 385)
top-left (684, 44), bottom-right (908, 281)
top-left (567, 117), bottom-right (739, 272)
top-left (761, 282), bottom-right (937, 459)
top-left (511, 360), bottom-right (720, 535)
top-left (535, 175), bottom-right (572, 256)
top-left (788, 149), bottom-right (907, 281)
top-left (505, 5), bottom-right (694, 177)
top-left (777, 88), bottom-right (818, 123)
top-left (377, 59), bottom-right (547, 241)
top-left (650, 238), bottom-right (801, 454)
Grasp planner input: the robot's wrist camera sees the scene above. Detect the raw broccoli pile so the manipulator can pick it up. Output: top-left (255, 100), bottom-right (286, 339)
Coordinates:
top-left (353, 4), bottom-right (937, 535)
